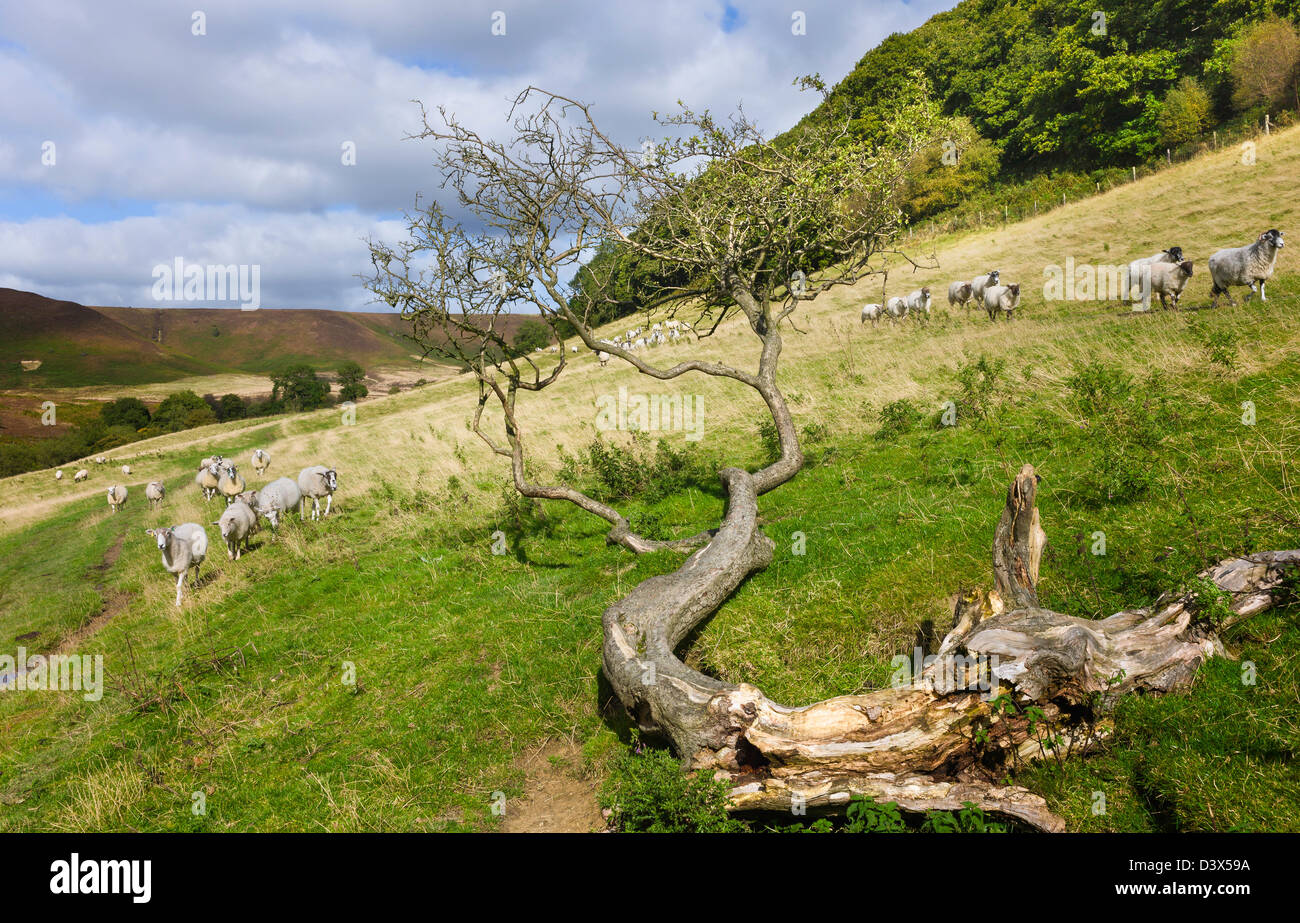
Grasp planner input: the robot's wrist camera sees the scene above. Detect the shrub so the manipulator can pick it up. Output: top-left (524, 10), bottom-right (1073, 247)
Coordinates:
top-left (955, 354), bottom-right (1005, 424)
top-left (600, 742), bottom-right (747, 833)
top-left (876, 399), bottom-right (923, 441)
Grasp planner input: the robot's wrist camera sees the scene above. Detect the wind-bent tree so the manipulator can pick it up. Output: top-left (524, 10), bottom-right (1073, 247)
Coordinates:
top-left (367, 87), bottom-right (1300, 830)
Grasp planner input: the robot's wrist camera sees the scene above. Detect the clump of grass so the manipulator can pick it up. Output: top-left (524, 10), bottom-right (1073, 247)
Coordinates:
top-left (875, 399), bottom-right (923, 441)
top-left (600, 741), bottom-right (747, 833)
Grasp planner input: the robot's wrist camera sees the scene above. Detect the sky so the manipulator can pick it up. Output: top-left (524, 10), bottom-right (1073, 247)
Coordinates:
top-left (0, 0), bottom-right (953, 311)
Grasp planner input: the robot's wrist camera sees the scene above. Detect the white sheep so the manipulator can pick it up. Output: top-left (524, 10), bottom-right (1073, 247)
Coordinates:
top-left (74, 469), bottom-right (88, 483)
top-left (1127, 247), bottom-right (1184, 301)
top-left (860, 303), bottom-right (883, 327)
top-left (904, 287), bottom-right (932, 320)
top-left (298, 466), bottom-right (338, 521)
top-left (251, 449), bottom-right (270, 476)
top-left (254, 477), bottom-right (302, 532)
top-left (120, 464), bottom-right (131, 476)
top-left (1209, 229), bottom-right (1284, 307)
top-left (195, 463), bottom-right (221, 501)
top-left (885, 297), bottom-right (909, 322)
top-left (55, 470), bottom-right (63, 481)
top-left (597, 350), bottom-right (611, 367)
top-left (145, 481), bottom-right (166, 509)
top-left (198, 454), bottom-right (224, 471)
top-left (217, 464), bottom-right (246, 505)
top-left (106, 485), bottom-right (127, 512)
top-left (984, 283), bottom-right (1022, 321)
top-left (971, 270), bottom-right (1000, 306)
top-left (93, 456), bottom-right (106, 465)
top-left (216, 501), bottom-right (258, 560)
top-left (1142, 260), bottom-right (1195, 310)
top-left (146, 524), bottom-right (208, 607)
top-left (948, 281), bottom-right (974, 311)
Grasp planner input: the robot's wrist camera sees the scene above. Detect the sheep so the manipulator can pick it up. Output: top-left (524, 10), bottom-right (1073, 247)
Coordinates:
top-left (298, 466), bottom-right (338, 521)
top-left (74, 469), bottom-right (88, 482)
top-left (199, 454), bottom-right (224, 471)
top-left (120, 464), bottom-right (131, 476)
top-left (145, 524), bottom-right (208, 607)
top-left (948, 281), bottom-right (974, 311)
top-left (237, 488), bottom-right (261, 510)
top-left (55, 470), bottom-right (63, 481)
top-left (216, 501), bottom-right (258, 560)
top-left (145, 481), bottom-right (166, 509)
top-left (251, 449), bottom-right (270, 476)
top-left (106, 484), bottom-right (127, 512)
top-left (860, 303), bottom-right (883, 327)
top-left (570, 345), bottom-right (579, 353)
top-left (984, 283), bottom-right (1022, 321)
top-left (217, 464), bottom-right (246, 505)
top-left (254, 477), bottom-right (303, 532)
top-left (93, 456), bottom-right (107, 465)
top-left (1126, 247), bottom-right (1184, 301)
top-left (904, 287), bottom-right (932, 320)
top-left (1209, 229), bottom-right (1284, 307)
top-left (195, 462), bottom-right (221, 501)
top-left (885, 296), bottom-right (909, 322)
top-left (970, 270), bottom-right (1000, 306)
top-left (597, 350), bottom-right (611, 367)
top-left (1141, 260), bottom-right (1195, 310)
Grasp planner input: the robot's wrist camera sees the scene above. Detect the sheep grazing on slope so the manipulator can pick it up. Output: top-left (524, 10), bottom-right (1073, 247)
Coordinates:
top-left (251, 449), bottom-right (270, 476)
top-left (55, 470), bottom-right (63, 481)
top-left (984, 283), bottom-right (1022, 321)
top-left (905, 287), bottom-right (932, 320)
top-left (948, 281), bottom-right (974, 311)
top-left (885, 296), bottom-right (909, 322)
top-left (237, 488), bottom-right (261, 511)
top-left (971, 270), bottom-right (1000, 306)
top-left (216, 501), bottom-right (258, 560)
top-left (106, 485), bottom-right (127, 512)
top-left (1142, 261), bottom-right (1195, 311)
top-left (860, 303), bottom-right (883, 327)
top-left (597, 350), bottom-right (611, 367)
top-left (198, 454), bottom-right (224, 471)
top-left (146, 524), bottom-right (208, 607)
top-left (254, 477), bottom-right (303, 533)
top-left (217, 464), bottom-right (246, 505)
top-left (120, 464), bottom-right (131, 476)
top-left (74, 469), bottom-right (88, 483)
top-left (195, 463), bottom-right (221, 501)
top-left (1209, 229), bottom-right (1284, 307)
top-left (145, 481), bottom-right (166, 509)
top-left (298, 466), bottom-right (338, 521)
top-left (1127, 247), bottom-right (1184, 301)
top-left (93, 456), bottom-right (107, 465)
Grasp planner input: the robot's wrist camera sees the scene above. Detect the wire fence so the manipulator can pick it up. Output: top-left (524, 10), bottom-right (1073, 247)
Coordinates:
top-left (906, 113), bottom-right (1290, 243)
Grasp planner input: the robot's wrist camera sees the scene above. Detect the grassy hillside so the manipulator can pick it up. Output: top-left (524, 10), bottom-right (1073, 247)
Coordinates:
top-left (0, 126), bottom-right (1297, 832)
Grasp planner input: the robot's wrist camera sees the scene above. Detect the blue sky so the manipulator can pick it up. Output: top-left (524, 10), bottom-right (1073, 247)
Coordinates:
top-left (0, 0), bottom-right (953, 310)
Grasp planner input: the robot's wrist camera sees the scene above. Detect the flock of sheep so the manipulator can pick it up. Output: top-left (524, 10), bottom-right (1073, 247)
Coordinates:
top-left (61, 449), bottom-right (338, 607)
top-left (859, 228), bottom-right (1285, 325)
top-left (594, 320), bottom-right (693, 366)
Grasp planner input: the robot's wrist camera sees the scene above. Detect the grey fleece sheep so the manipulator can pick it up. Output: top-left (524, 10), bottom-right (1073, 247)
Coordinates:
top-left (1127, 247), bottom-right (1184, 300)
top-left (145, 481), bottom-right (166, 509)
top-left (904, 287), bottom-right (932, 319)
top-left (860, 303), bottom-right (883, 326)
top-left (216, 501), bottom-right (258, 560)
top-left (146, 524), bottom-right (208, 607)
top-left (984, 283), bottom-right (1022, 321)
top-left (971, 270), bottom-right (1000, 306)
top-left (1143, 260), bottom-right (1194, 310)
top-left (255, 477), bottom-right (302, 532)
top-left (948, 281), bottom-right (974, 311)
top-left (1209, 229), bottom-right (1284, 306)
top-left (298, 466), bottom-right (338, 521)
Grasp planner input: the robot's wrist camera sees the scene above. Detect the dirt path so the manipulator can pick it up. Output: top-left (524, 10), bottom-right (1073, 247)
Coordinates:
top-left (57, 533), bottom-right (133, 654)
top-left (501, 741), bottom-right (605, 833)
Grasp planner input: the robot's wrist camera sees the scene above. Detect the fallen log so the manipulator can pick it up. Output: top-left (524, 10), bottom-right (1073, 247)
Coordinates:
top-left (602, 463), bottom-right (1299, 831)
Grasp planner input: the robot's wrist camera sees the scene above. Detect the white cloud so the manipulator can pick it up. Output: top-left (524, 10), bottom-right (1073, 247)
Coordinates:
top-left (0, 0), bottom-right (953, 308)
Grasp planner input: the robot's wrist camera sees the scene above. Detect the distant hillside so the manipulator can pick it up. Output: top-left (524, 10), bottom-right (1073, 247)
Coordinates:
top-left (0, 289), bottom-right (215, 389)
top-left (0, 289), bottom-right (451, 390)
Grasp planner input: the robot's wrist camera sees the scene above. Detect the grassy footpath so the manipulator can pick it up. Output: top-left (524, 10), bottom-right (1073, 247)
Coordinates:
top-left (1, 127), bottom-right (1298, 831)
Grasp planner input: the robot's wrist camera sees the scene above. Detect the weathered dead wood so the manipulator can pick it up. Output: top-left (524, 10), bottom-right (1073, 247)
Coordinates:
top-left (601, 462), bottom-right (1300, 831)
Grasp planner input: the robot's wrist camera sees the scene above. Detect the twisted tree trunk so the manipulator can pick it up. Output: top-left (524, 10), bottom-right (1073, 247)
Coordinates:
top-left (602, 463), bottom-right (1300, 832)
